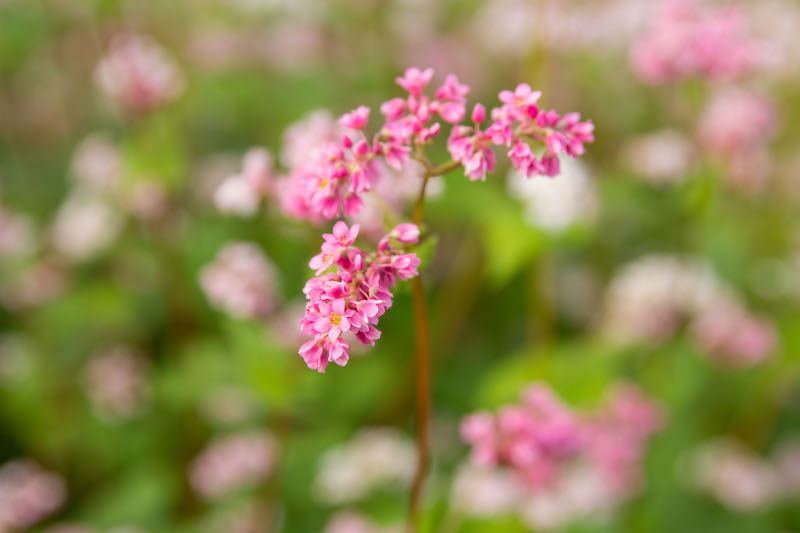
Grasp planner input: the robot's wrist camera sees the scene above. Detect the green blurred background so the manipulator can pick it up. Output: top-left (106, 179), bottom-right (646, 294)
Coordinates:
top-left (1, 0), bottom-right (799, 532)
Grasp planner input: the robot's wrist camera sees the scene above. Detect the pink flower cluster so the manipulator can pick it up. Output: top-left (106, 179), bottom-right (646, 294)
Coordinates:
top-left (698, 88), bottom-right (778, 192)
top-left (630, 0), bottom-right (763, 84)
top-left (451, 83), bottom-right (594, 181)
top-left (298, 221), bottom-right (420, 373)
top-left (691, 303), bottom-right (777, 368)
top-left (460, 384), bottom-right (583, 486)
top-left (95, 33), bottom-right (183, 114)
top-left (461, 383), bottom-right (662, 497)
top-left (277, 67), bottom-right (593, 221)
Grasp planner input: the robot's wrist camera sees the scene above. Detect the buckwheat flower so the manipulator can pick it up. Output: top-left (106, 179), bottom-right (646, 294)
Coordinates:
top-left (50, 188), bottom-right (122, 262)
top-left (338, 106), bottom-right (371, 130)
top-left (395, 67), bottom-right (434, 98)
top-left (0, 460), bottom-right (66, 531)
top-left (298, 222), bottom-right (419, 372)
top-left (620, 129), bottom-right (693, 185)
top-left (460, 383), bottom-right (662, 529)
top-left (95, 33), bottom-right (183, 115)
top-left (690, 439), bottom-right (780, 512)
top-left (189, 431), bottom-right (277, 499)
top-left (70, 133), bottom-right (122, 192)
top-left (601, 255), bottom-right (730, 345)
top-left (314, 428), bottom-right (416, 504)
top-left (390, 223), bottom-right (420, 244)
top-left (280, 110), bottom-right (340, 169)
top-left (200, 242), bottom-right (279, 319)
top-left (461, 383), bottom-right (582, 487)
top-left (486, 86), bottom-right (594, 179)
top-left (690, 303), bottom-right (776, 367)
top-left (214, 148), bottom-right (275, 216)
top-left (507, 156), bottom-right (597, 232)
top-left (447, 119), bottom-right (496, 182)
top-left (85, 346), bottom-right (150, 422)
top-left (630, 0), bottom-right (763, 84)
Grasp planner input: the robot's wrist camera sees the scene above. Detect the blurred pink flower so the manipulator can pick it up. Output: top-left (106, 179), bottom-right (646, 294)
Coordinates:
top-left (200, 242), bottom-right (280, 319)
top-left (85, 346), bottom-right (151, 421)
top-left (95, 33), bottom-right (183, 115)
top-left (691, 303), bottom-right (776, 367)
top-left (214, 148), bottom-right (275, 217)
top-left (0, 460), bottom-right (66, 531)
top-left (459, 383), bottom-right (662, 529)
top-left (698, 89), bottom-right (778, 192)
top-left (190, 431), bottom-right (277, 499)
top-left (630, 0), bottom-right (763, 84)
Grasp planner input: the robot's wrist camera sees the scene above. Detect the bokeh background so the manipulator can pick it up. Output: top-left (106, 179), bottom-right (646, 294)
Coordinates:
top-left (1, 0), bottom-right (799, 532)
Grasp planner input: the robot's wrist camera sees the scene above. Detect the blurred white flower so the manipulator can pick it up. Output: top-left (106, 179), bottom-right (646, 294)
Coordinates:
top-left (620, 129), bottom-right (693, 184)
top-left (70, 133), bottom-right (122, 192)
top-left (507, 157), bottom-right (597, 232)
top-left (690, 439), bottom-right (781, 512)
top-left (450, 464), bottom-right (522, 517)
top-left (314, 428), bottom-right (416, 505)
top-left (602, 255), bottom-right (731, 345)
top-left (50, 188), bottom-right (122, 262)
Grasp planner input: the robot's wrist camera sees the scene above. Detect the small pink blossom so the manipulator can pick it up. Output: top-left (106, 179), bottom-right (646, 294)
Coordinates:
top-left (395, 67), bottom-right (434, 97)
top-left (339, 106), bottom-right (371, 130)
top-left (298, 222), bottom-right (420, 373)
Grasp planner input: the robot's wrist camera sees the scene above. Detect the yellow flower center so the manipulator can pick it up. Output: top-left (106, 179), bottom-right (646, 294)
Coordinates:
top-left (330, 312), bottom-right (341, 327)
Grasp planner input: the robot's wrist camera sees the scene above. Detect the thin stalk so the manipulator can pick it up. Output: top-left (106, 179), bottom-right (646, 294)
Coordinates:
top-left (407, 166), bottom-right (434, 531)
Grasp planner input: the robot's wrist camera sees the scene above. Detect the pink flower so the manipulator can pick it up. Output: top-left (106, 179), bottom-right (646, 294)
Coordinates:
top-left (298, 222), bottom-right (421, 373)
top-left (390, 223), bottom-right (420, 244)
top-left (325, 220), bottom-right (360, 246)
top-left (630, 0), bottom-right (763, 84)
top-left (395, 67), bottom-right (434, 97)
top-left (339, 106), bottom-right (371, 130)
top-left (691, 304), bottom-right (776, 367)
top-left (448, 125), bottom-right (496, 181)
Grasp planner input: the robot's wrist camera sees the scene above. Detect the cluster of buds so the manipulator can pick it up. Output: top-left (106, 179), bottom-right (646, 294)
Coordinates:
top-left (298, 221), bottom-right (420, 373)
